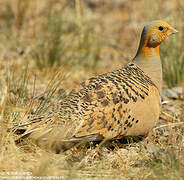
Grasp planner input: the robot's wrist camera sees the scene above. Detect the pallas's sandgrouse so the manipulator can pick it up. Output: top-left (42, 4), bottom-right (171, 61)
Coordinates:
top-left (15, 21), bottom-right (178, 145)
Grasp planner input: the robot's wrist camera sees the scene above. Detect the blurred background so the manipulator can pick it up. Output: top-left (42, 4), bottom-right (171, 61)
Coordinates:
top-left (0, 0), bottom-right (183, 90)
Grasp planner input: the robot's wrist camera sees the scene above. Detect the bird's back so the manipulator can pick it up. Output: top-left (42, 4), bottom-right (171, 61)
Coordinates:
top-left (56, 62), bottom-right (161, 141)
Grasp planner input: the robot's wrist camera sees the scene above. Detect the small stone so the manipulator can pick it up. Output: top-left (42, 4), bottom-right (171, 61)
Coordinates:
top-left (162, 88), bottom-right (178, 99)
top-left (162, 100), bottom-right (169, 105)
top-left (171, 87), bottom-right (183, 95)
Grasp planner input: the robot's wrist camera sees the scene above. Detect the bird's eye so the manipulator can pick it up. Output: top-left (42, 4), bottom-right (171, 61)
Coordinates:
top-left (158, 26), bottom-right (164, 31)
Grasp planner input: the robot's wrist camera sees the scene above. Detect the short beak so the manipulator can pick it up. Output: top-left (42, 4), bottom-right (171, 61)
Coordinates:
top-left (170, 27), bottom-right (178, 34)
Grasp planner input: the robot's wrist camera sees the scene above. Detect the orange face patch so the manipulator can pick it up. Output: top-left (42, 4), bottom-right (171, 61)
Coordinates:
top-left (139, 21), bottom-right (174, 58)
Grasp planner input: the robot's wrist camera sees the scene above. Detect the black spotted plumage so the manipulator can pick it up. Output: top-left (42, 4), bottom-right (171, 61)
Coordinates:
top-left (42, 63), bottom-right (158, 140)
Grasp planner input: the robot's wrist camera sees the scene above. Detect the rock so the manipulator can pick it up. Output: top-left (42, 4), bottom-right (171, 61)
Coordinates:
top-left (162, 88), bottom-right (178, 99)
top-left (162, 87), bottom-right (183, 99)
top-left (162, 100), bottom-right (169, 105)
top-left (171, 87), bottom-right (183, 95)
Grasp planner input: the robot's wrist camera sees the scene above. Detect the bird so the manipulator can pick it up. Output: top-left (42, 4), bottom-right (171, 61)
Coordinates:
top-left (14, 20), bottom-right (178, 148)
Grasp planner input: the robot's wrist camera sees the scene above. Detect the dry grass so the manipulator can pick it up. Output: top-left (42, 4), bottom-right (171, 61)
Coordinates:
top-left (0, 0), bottom-right (184, 179)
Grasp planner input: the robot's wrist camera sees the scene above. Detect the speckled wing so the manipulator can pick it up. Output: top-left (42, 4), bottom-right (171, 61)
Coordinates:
top-left (61, 62), bottom-right (161, 141)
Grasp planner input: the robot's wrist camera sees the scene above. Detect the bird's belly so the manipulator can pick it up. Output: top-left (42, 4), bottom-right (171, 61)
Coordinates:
top-left (124, 90), bottom-right (161, 136)
top-left (74, 85), bottom-right (161, 140)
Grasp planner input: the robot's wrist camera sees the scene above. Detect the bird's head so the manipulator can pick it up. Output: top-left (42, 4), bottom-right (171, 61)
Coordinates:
top-left (137, 20), bottom-right (178, 58)
top-left (144, 20), bottom-right (178, 47)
